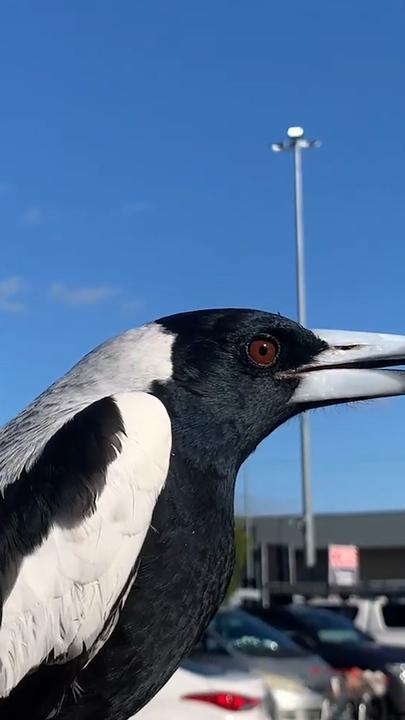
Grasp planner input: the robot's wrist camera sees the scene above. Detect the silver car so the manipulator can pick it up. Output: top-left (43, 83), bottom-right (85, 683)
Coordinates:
top-left (208, 608), bottom-right (341, 719)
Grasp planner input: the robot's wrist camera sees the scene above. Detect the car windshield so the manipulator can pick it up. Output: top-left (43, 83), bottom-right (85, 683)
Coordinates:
top-left (313, 604), bottom-right (359, 622)
top-left (292, 608), bottom-right (369, 645)
top-left (209, 609), bottom-right (302, 657)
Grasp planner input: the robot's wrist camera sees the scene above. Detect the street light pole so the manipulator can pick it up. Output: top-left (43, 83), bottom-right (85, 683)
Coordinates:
top-left (271, 126), bottom-right (321, 570)
top-left (293, 140), bottom-right (307, 326)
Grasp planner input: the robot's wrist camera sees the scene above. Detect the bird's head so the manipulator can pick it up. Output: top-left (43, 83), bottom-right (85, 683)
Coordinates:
top-left (153, 308), bottom-right (405, 476)
top-left (3, 306), bottom-right (404, 493)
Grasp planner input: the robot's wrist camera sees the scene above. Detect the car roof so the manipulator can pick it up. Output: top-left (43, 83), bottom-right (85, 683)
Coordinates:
top-left (257, 604), bottom-right (357, 629)
top-left (265, 604), bottom-right (339, 618)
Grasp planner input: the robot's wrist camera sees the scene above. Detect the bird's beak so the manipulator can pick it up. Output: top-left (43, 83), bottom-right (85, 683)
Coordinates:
top-left (289, 329), bottom-right (405, 406)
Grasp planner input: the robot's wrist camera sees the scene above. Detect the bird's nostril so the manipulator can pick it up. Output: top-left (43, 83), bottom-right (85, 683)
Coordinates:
top-left (333, 344), bottom-right (363, 351)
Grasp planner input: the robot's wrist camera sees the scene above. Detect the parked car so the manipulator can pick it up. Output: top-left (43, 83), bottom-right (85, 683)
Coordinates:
top-left (134, 635), bottom-right (273, 720)
top-left (208, 609), bottom-right (339, 718)
top-left (309, 596), bottom-right (405, 647)
top-left (245, 604), bottom-right (405, 717)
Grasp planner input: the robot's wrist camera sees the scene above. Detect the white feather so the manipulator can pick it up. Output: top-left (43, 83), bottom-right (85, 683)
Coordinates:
top-left (0, 392), bottom-right (172, 698)
top-left (0, 322), bottom-right (174, 491)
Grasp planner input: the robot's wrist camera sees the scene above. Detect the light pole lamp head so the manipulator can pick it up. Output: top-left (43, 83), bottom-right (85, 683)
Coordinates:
top-left (270, 128), bottom-right (320, 154)
top-left (287, 126), bottom-right (305, 139)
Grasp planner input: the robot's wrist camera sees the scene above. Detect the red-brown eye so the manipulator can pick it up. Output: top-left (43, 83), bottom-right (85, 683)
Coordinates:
top-left (247, 337), bottom-right (279, 367)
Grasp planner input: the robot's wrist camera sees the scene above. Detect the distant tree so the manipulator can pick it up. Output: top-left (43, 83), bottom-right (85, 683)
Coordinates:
top-left (226, 518), bottom-right (247, 598)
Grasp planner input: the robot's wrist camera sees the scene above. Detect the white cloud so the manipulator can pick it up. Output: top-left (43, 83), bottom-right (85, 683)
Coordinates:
top-left (21, 205), bottom-right (42, 226)
top-left (50, 283), bottom-right (120, 307)
top-left (121, 201), bottom-right (150, 217)
top-left (0, 276), bottom-right (26, 313)
top-left (0, 277), bottom-right (24, 295)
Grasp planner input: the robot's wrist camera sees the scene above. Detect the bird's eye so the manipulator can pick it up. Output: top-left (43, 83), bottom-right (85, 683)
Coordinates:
top-left (247, 337), bottom-right (279, 367)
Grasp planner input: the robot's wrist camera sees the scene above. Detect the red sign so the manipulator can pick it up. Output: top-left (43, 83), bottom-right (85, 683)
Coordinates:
top-left (328, 545), bottom-right (359, 586)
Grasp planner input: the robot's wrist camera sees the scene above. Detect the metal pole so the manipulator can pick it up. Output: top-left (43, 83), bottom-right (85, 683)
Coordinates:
top-left (288, 542), bottom-right (296, 584)
top-left (243, 465), bottom-right (254, 583)
top-left (293, 143), bottom-right (307, 326)
top-left (260, 542), bottom-right (270, 608)
top-left (271, 127), bottom-right (320, 571)
top-left (293, 143), bottom-right (315, 570)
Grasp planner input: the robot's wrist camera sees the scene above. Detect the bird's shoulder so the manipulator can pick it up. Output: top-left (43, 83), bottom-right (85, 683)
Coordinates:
top-left (0, 391), bottom-right (172, 700)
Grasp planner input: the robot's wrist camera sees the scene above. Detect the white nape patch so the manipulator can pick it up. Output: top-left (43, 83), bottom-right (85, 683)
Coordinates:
top-left (0, 392), bottom-right (172, 698)
top-left (0, 322), bottom-right (175, 491)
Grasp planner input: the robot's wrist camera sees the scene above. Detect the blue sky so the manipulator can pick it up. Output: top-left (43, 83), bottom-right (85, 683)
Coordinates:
top-left (1, 0), bottom-right (405, 516)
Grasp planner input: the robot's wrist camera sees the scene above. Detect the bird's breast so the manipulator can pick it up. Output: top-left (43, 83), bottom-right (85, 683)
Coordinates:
top-left (72, 461), bottom-right (236, 719)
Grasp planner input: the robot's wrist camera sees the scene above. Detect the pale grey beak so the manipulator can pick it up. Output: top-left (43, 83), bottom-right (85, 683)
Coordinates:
top-left (290, 329), bottom-right (405, 405)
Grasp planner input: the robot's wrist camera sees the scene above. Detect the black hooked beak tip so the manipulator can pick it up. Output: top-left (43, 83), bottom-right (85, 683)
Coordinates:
top-left (287, 329), bottom-right (405, 405)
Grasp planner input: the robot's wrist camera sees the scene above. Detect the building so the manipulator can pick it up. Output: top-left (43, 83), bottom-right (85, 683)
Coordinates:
top-left (249, 510), bottom-right (405, 589)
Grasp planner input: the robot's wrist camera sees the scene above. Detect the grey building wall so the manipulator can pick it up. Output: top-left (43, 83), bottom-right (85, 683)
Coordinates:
top-left (251, 511), bottom-right (405, 549)
top-left (249, 511), bottom-right (405, 585)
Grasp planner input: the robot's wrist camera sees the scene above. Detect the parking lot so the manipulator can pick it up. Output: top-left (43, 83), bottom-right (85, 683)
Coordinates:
top-left (138, 595), bottom-right (405, 719)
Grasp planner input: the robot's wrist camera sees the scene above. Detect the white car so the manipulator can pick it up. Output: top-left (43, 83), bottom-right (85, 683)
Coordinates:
top-left (134, 648), bottom-right (272, 720)
top-left (309, 596), bottom-right (405, 647)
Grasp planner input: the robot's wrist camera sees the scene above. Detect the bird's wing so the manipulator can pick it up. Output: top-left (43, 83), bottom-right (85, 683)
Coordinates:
top-left (0, 391), bottom-right (171, 698)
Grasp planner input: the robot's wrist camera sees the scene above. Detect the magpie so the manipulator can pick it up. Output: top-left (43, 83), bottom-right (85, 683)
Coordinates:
top-left (1, 308), bottom-right (405, 720)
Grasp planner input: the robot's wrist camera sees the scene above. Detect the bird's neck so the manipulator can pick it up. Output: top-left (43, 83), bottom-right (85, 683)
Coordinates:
top-left (154, 383), bottom-right (254, 482)
top-left (164, 436), bottom-right (237, 521)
